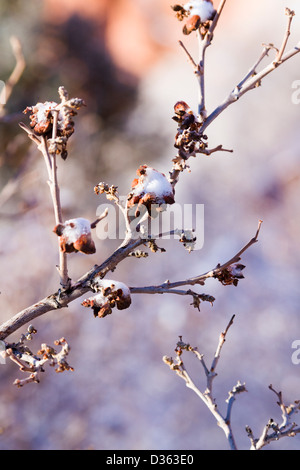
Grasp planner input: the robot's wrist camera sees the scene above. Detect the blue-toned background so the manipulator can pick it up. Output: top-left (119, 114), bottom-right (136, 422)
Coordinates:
top-left (0, 0), bottom-right (299, 450)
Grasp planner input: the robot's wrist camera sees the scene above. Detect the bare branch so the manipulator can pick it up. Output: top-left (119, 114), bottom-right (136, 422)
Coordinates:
top-left (0, 236), bottom-right (144, 341)
top-left (208, 0), bottom-right (227, 38)
top-left (0, 36), bottom-right (25, 116)
top-left (3, 327), bottom-right (73, 387)
top-left (131, 221), bottom-right (262, 301)
top-left (274, 8), bottom-right (295, 64)
top-left (247, 385), bottom-right (300, 449)
top-left (178, 40), bottom-right (198, 71)
top-left (163, 315), bottom-right (243, 450)
top-left (90, 207), bottom-right (109, 229)
top-left (201, 39), bottom-right (300, 133)
top-left (236, 44), bottom-right (273, 91)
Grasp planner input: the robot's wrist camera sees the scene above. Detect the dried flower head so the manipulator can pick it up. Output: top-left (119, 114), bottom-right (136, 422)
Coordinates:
top-left (24, 101), bottom-right (77, 139)
top-left (172, 0), bottom-right (216, 35)
top-left (215, 263), bottom-right (246, 286)
top-left (172, 101), bottom-right (207, 162)
top-left (82, 279), bottom-right (131, 318)
top-left (127, 165), bottom-right (175, 217)
top-left (24, 101), bottom-right (61, 136)
top-left (53, 218), bottom-right (96, 255)
top-left (23, 87), bottom-right (86, 159)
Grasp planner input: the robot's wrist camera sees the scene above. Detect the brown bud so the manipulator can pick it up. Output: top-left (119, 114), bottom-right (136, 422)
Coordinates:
top-left (174, 101), bottom-right (190, 116)
top-left (183, 15), bottom-right (201, 35)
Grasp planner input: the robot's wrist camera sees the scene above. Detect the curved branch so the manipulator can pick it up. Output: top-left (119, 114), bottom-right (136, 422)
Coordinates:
top-left (201, 41), bottom-right (300, 133)
top-left (131, 220), bottom-right (262, 294)
top-left (0, 237), bottom-right (144, 341)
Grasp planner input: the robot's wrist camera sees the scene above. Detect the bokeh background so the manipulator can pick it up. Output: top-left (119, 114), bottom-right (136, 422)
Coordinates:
top-left (0, 0), bottom-right (300, 450)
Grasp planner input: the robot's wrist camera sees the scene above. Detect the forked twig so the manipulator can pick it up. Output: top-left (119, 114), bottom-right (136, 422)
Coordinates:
top-left (163, 314), bottom-right (246, 450)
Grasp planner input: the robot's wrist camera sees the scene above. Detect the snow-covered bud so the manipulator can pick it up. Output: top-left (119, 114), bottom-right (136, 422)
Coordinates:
top-left (215, 263), bottom-right (246, 287)
top-left (53, 218), bottom-right (96, 254)
top-left (24, 101), bottom-right (61, 136)
top-left (23, 88), bottom-right (85, 159)
top-left (127, 165), bottom-right (175, 217)
top-left (172, 0), bottom-right (216, 35)
top-left (183, 0), bottom-right (215, 23)
top-left (82, 279), bottom-right (131, 318)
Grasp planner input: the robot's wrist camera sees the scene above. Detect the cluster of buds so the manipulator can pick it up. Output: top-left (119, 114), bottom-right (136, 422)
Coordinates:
top-left (94, 182), bottom-right (119, 202)
top-left (3, 326), bottom-right (73, 387)
top-left (23, 86), bottom-right (86, 159)
top-left (36, 338), bottom-right (74, 374)
top-left (82, 279), bottom-right (131, 318)
top-left (214, 263), bottom-right (246, 287)
top-left (53, 217), bottom-right (96, 255)
top-left (172, 0), bottom-right (216, 35)
top-left (174, 228), bottom-right (197, 253)
top-left (127, 165), bottom-right (175, 217)
top-left (172, 101), bottom-right (208, 168)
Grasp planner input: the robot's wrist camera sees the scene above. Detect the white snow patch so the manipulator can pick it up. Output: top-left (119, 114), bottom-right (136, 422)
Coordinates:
top-left (63, 218), bottom-right (92, 243)
top-left (133, 168), bottom-right (174, 200)
top-left (183, 0), bottom-right (215, 21)
top-left (34, 101), bottom-right (64, 127)
top-left (93, 278), bottom-right (131, 299)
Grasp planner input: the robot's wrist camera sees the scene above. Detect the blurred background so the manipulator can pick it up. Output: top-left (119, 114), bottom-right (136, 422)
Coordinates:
top-left (0, 0), bottom-right (300, 450)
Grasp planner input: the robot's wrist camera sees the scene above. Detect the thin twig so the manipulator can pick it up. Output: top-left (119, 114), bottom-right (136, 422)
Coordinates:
top-left (0, 36), bottom-right (25, 116)
top-left (49, 110), bottom-right (70, 288)
top-left (236, 44), bottom-right (273, 90)
top-left (247, 384), bottom-right (300, 449)
top-left (196, 0), bottom-right (228, 119)
top-left (178, 40), bottom-right (198, 70)
top-left (90, 208), bottom-right (109, 229)
top-left (164, 315), bottom-right (242, 450)
top-left (274, 8), bottom-right (295, 64)
top-left (131, 220), bottom-right (262, 294)
top-left (201, 40), bottom-right (300, 133)
top-left (208, 0), bottom-right (227, 38)
top-left (0, 236), bottom-right (144, 341)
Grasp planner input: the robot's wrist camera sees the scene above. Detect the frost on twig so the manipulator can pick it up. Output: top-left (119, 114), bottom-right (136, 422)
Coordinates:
top-left (1, 325), bottom-right (73, 387)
